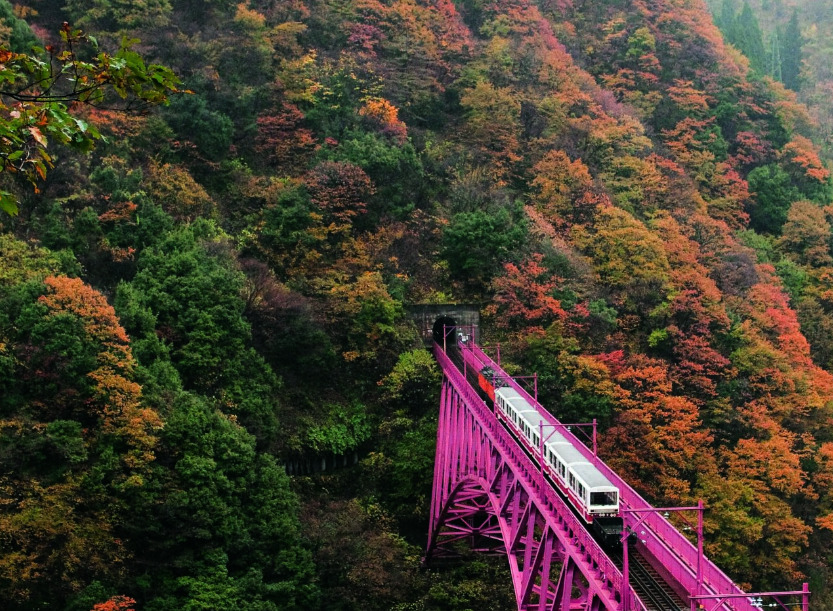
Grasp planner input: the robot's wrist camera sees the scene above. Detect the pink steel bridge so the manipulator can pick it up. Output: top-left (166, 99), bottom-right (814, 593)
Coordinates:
top-left (425, 337), bottom-right (811, 611)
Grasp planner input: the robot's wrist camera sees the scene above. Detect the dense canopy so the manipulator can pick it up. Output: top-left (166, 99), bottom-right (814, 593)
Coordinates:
top-left (2, 0), bottom-right (833, 608)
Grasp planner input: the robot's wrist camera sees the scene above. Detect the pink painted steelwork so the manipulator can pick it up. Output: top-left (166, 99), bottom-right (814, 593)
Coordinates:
top-left (427, 338), bottom-right (804, 611)
top-left (462, 343), bottom-right (760, 611)
top-left (427, 344), bottom-right (624, 611)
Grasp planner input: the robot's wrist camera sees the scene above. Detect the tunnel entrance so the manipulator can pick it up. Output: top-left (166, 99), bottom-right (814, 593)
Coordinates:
top-left (432, 316), bottom-right (457, 346)
top-left (406, 304), bottom-right (480, 346)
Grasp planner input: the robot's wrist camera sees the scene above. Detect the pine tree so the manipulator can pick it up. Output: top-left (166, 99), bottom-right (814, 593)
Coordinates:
top-left (718, 0), bottom-right (738, 42)
top-left (769, 28), bottom-right (782, 81)
top-left (781, 10), bottom-right (802, 91)
top-left (735, 1), bottom-right (767, 74)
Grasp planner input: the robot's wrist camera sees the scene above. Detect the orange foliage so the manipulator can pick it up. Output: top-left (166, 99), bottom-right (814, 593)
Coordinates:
top-left (781, 135), bottom-right (830, 185)
top-left (706, 164), bottom-right (751, 229)
top-left (661, 117), bottom-right (719, 174)
top-left (39, 276), bottom-right (132, 354)
top-left (530, 150), bottom-right (594, 225)
top-left (92, 596), bottom-right (136, 611)
top-left (488, 253), bottom-right (568, 334)
top-left (727, 436), bottom-right (807, 495)
top-left (667, 79), bottom-right (713, 114)
top-left (604, 356), bottom-right (715, 503)
top-left (358, 97), bottom-right (407, 143)
top-left (87, 109), bottom-right (148, 139)
top-left (98, 201), bottom-right (138, 224)
top-left (38, 277), bottom-right (162, 476)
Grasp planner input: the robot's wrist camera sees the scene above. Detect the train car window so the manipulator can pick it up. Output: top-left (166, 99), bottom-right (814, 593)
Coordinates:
top-left (568, 473), bottom-right (575, 489)
top-left (578, 484), bottom-right (585, 499)
top-left (590, 491), bottom-right (618, 506)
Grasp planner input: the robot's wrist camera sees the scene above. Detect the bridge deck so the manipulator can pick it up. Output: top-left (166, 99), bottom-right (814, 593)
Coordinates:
top-left (437, 339), bottom-right (756, 611)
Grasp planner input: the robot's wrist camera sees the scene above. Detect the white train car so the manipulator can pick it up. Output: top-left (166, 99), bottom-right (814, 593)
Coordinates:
top-left (494, 386), bottom-right (619, 523)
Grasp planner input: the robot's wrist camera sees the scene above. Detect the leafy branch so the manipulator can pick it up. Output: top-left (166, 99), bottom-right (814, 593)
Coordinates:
top-left (0, 23), bottom-right (185, 215)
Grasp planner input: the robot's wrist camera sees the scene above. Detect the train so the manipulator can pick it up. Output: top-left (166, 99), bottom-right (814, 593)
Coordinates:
top-left (480, 367), bottom-right (625, 547)
top-left (477, 366), bottom-right (503, 402)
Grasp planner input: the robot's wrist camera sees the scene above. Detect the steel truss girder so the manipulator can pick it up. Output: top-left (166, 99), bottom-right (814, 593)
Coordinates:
top-left (426, 360), bottom-right (622, 611)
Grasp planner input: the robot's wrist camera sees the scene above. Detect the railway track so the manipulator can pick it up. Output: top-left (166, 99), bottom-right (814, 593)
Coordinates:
top-left (608, 547), bottom-right (688, 611)
top-left (444, 340), bottom-right (689, 611)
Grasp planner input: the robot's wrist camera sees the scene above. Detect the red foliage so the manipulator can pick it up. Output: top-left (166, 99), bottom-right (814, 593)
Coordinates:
top-left (255, 103), bottom-right (316, 172)
top-left (92, 596), bottom-right (136, 611)
top-left (593, 349), bottom-right (626, 374)
top-left (489, 253), bottom-right (568, 334)
top-left (305, 161), bottom-right (375, 224)
top-left (347, 23), bottom-right (385, 57)
top-left (730, 131), bottom-right (773, 168)
top-left (746, 282), bottom-right (814, 367)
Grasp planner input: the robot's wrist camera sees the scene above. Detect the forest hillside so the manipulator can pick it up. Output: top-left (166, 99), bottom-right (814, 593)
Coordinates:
top-left (2, 0), bottom-right (833, 609)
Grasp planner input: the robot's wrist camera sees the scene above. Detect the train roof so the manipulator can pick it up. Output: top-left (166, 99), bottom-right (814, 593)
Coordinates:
top-left (499, 391), bottom-right (537, 415)
top-left (572, 462), bottom-right (617, 490)
top-left (545, 431), bottom-right (570, 445)
top-left (517, 407), bottom-right (547, 429)
top-left (495, 386), bottom-right (522, 400)
top-left (547, 442), bottom-right (586, 465)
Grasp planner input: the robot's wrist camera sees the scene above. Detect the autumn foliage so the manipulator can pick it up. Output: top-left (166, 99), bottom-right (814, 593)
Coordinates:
top-left (4, 0), bottom-right (833, 606)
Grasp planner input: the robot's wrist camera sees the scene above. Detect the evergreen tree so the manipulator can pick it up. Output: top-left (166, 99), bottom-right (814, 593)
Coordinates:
top-left (735, 1), bottom-right (767, 74)
top-left (718, 0), bottom-right (738, 42)
top-left (769, 28), bottom-right (782, 81)
top-left (781, 10), bottom-right (802, 90)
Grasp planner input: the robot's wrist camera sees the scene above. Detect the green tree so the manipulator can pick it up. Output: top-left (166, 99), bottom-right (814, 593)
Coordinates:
top-left (747, 164), bottom-right (801, 234)
top-left (0, 0), bottom-right (37, 51)
top-left (164, 94), bottom-right (234, 162)
top-left (735, 2), bottom-right (767, 74)
top-left (130, 393), bottom-right (319, 610)
top-left (0, 25), bottom-right (181, 214)
top-left (379, 349), bottom-right (442, 417)
top-left (442, 202), bottom-right (528, 291)
top-left (781, 11), bottom-right (802, 91)
top-left (64, 0), bottom-right (173, 32)
top-left (115, 220), bottom-right (283, 444)
top-left (769, 28), bottom-right (782, 81)
top-left (717, 0), bottom-right (738, 38)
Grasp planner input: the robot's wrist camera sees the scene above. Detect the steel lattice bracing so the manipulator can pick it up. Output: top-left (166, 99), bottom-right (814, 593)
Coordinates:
top-left (427, 345), bottom-right (621, 611)
top-left (426, 341), bottom-right (764, 611)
